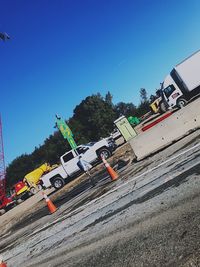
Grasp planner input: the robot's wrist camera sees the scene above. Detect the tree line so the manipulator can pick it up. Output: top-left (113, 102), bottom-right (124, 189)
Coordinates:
top-left (6, 89), bottom-right (150, 188)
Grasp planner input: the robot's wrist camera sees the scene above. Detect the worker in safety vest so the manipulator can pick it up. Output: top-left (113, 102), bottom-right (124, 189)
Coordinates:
top-left (77, 155), bottom-right (96, 186)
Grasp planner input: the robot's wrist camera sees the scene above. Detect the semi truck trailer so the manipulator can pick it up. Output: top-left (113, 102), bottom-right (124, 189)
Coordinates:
top-left (160, 50), bottom-right (200, 110)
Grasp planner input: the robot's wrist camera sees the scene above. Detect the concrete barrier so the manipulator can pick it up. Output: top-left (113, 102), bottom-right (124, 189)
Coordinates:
top-left (129, 98), bottom-right (200, 160)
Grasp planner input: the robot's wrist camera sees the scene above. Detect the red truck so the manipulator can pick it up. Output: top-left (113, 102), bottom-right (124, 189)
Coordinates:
top-left (0, 195), bottom-right (15, 215)
top-left (0, 187), bottom-right (15, 215)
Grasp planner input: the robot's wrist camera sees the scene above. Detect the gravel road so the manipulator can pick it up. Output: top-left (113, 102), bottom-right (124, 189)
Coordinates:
top-left (0, 126), bottom-right (200, 267)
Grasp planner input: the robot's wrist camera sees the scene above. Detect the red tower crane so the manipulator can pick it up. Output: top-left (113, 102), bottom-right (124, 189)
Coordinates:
top-left (0, 115), bottom-right (15, 214)
top-left (0, 115), bottom-right (6, 195)
top-left (0, 32), bottom-right (15, 214)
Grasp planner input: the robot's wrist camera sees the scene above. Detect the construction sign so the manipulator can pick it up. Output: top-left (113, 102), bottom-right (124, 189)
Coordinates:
top-left (55, 116), bottom-right (77, 150)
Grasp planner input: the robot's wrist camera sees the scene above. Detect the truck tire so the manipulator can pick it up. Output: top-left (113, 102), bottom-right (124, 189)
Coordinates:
top-left (97, 148), bottom-right (111, 160)
top-left (37, 184), bottom-right (43, 191)
top-left (29, 187), bottom-right (38, 195)
top-left (52, 177), bottom-right (65, 190)
top-left (0, 209), bottom-right (6, 215)
top-left (177, 98), bottom-right (187, 108)
top-left (159, 101), bottom-right (167, 113)
top-left (16, 198), bottom-right (23, 204)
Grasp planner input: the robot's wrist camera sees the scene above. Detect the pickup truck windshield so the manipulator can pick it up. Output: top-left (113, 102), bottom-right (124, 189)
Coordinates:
top-left (86, 142), bottom-right (96, 146)
top-left (76, 146), bottom-right (89, 154)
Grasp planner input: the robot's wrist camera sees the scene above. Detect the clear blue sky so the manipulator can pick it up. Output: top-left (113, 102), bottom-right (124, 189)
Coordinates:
top-left (1, 0), bottom-right (200, 165)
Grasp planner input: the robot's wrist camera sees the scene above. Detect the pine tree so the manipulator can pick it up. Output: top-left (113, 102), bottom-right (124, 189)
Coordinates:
top-left (140, 88), bottom-right (148, 103)
top-left (105, 91), bottom-right (113, 106)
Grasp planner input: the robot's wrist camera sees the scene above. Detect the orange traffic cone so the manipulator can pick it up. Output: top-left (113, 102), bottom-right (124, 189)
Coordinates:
top-left (101, 156), bottom-right (119, 181)
top-left (0, 256), bottom-right (7, 267)
top-left (42, 192), bottom-right (57, 214)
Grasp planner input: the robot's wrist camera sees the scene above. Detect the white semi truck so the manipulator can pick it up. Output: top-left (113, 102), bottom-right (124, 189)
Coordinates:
top-left (160, 50), bottom-right (200, 110)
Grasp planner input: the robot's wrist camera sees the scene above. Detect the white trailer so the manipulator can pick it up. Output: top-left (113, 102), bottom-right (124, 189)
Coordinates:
top-left (161, 50), bottom-right (200, 109)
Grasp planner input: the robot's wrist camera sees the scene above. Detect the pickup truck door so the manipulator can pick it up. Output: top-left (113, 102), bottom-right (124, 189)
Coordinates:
top-left (83, 146), bottom-right (97, 163)
top-left (61, 151), bottom-right (79, 175)
top-left (76, 145), bottom-right (97, 163)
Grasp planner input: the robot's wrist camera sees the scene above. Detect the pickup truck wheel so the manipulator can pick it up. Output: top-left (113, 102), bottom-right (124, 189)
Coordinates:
top-left (98, 148), bottom-right (111, 160)
top-left (16, 199), bottom-right (23, 204)
top-left (52, 177), bottom-right (65, 190)
top-left (0, 209), bottom-right (6, 215)
top-left (177, 98), bottom-right (187, 108)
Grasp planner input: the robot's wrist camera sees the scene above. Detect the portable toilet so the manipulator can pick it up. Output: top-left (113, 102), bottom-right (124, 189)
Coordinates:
top-left (114, 116), bottom-right (137, 141)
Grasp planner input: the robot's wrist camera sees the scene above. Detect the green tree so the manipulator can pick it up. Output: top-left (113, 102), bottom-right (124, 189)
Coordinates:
top-left (114, 102), bottom-right (137, 117)
top-left (72, 94), bottom-right (116, 141)
top-left (140, 88), bottom-right (148, 103)
top-left (137, 88), bottom-right (150, 116)
top-left (105, 91), bottom-right (113, 107)
top-left (6, 154), bottom-right (34, 187)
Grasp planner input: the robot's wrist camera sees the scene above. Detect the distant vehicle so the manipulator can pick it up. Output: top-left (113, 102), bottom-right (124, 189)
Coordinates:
top-left (160, 50), bottom-right (200, 110)
top-left (13, 163), bottom-right (55, 202)
top-left (0, 194), bottom-right (15, 215)
top-left (110, 128), bottom-right (122, 141)
top-left (149, 97), bottom-right (163, 114)
top-left (41, 137), bottom-right (116, 190)
top-left (14, 181), bottom-right (31, 202)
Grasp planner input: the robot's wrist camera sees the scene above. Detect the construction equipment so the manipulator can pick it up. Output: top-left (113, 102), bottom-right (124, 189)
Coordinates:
top-left (13, 181), bottom-right (30, 201)
top-left (0, 115), bottom-right (15, 215)
top-left (14, 163), bottom-right (55, 201)
top-left (24, 163), bottom-right (53, 193)
top-left (128, 116), bottom-right (140, 126)
top-left (149, 97), bottom-right (162, 114)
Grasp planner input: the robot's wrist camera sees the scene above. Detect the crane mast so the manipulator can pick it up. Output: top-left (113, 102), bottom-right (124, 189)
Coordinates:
top-left (0, 115), bottom-right (6, 197)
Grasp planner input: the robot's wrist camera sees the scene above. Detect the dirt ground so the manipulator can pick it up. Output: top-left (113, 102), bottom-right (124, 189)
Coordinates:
top-left (1, 115), bottom-right (200, 267)
top-left (0, 141), bottom-right (132, 235)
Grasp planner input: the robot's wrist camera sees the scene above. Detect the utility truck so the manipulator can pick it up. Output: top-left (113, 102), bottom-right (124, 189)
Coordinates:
top-left (41, 137), bottom-right (116, 190)
top-left (13, 163), bottom-right (56, 203)
top-left (160, 50), bottom-right (200, 110)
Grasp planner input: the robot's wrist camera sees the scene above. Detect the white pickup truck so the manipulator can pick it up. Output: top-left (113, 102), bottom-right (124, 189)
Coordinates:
top-left (40, 137), bottom-right (116, 190)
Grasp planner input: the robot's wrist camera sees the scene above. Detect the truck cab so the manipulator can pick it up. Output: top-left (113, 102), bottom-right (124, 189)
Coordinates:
top-left (161, 74), bottom-right (183, 109)
top-left (0, 195), bottom-right (15, 215)
top-left (161, 50), bottom-right (200, 109)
